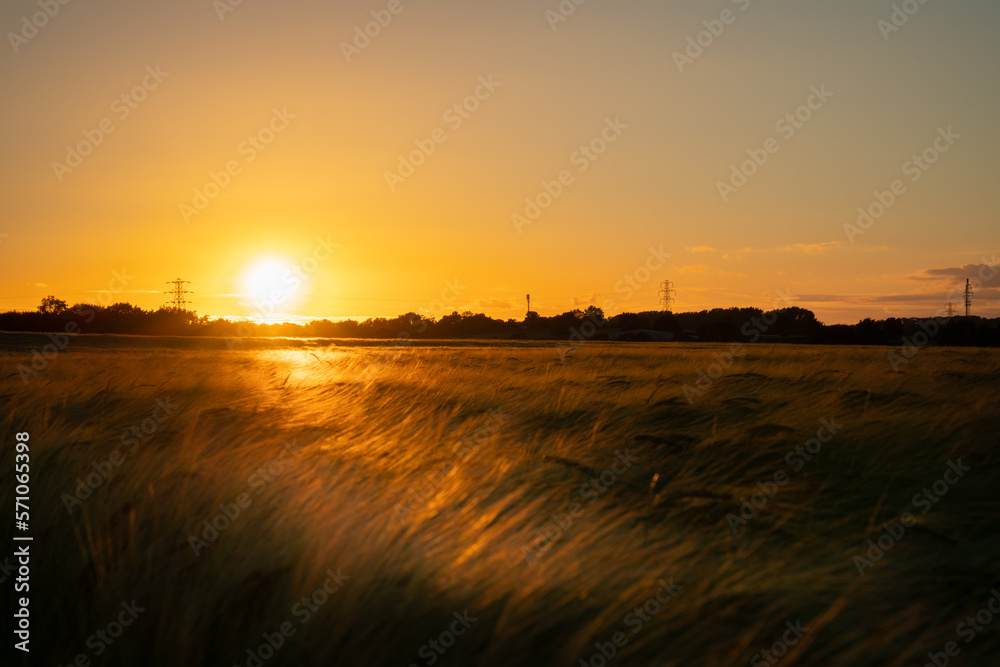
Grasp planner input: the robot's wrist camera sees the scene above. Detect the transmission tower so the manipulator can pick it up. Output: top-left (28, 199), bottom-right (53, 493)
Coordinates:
top-left (658, 280), bottom-right (675, 312)
top-left (964, 279), bottom-right (973, 317)
top-left (164, 278), bottom-right (192, 311)
top-left (526, 294), bottom-right (531, 316)
top-left (944, 302), bottom-right (957, 318)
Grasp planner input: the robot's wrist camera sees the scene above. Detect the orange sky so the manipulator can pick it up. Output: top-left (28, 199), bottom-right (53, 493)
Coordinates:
top-left (1, 0), bottom-right (998, 324)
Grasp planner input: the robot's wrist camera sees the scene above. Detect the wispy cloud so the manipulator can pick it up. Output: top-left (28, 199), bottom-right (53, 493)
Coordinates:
top-left (461, 298), bottom-right (513, 310)
top-left (722, 241), bottom-right (841, 258)
top-left (84, 289), bottom-right (162, 294)
top-left (777, 241), bottom-right (841, 254)
top-left (909, 259), bottom-right (999, 282)
top-left (685, 245), bottom-right (715, 253)
top-left (571, 292), bottom-right (602, 307)
top-left (798, 288), bottom-right (999, 304)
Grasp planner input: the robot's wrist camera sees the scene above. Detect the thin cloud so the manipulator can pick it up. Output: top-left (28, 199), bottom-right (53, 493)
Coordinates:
top-left (797, 294), bottom-right (935, 304)
top-left (462, 298), bottom-right (514, 310)
top-left (777, 241), bottom-right (841, 254)
top-left (730, 242), bottom-right (841, 255)
top-left (571, 293), bottom-right (602, 307)
top-left (797, 289), bottom-right (999, 304)
top-left (910, 260), bottom-right (999, 282)
top-left (84, 289), bottom-right (163, 294)
top-left (685, 246), bottom-right (715, 253)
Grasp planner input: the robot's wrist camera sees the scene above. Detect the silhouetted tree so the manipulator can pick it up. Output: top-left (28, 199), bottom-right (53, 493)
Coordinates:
top-left (548, 309), bottom-right (584, 336)
top-left (0, 297), bottom-right (994, 346)
top-left (652, 313), bottom-right (682, 334)
top-left (38, 296), bottom-right (68, 315)
top-left (583, 305), bottom-right (605, 323)
top-left (698, 318), bottom-right (741, 342)
top-left (773, 307), bottom-right (821, 337)
top-left (882, 317), bottom-right (904, 342)
top-left (609, 312), bottom-right (646, 330)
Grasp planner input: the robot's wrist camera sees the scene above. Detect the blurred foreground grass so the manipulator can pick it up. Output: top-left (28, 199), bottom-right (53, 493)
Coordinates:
top-left (2, 338), bottom-right (999, 666)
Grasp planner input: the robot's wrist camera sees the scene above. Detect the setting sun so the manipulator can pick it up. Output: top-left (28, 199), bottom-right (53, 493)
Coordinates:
top-left (3, 2), bottom-right (1000, 665)
top-left (241, 256), bottom-right (300, 313)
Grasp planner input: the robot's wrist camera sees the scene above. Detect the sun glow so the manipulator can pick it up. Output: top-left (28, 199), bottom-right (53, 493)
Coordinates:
top-left (241, 256), bottom-right (302, 313)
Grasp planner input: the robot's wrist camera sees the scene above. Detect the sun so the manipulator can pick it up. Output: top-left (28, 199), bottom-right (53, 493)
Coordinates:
top-left (241, 256), bottom-right (298, 309)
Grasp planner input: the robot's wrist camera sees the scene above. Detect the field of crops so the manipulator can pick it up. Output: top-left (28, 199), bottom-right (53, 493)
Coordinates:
top-left (3, 337), bottom-right (999, 666)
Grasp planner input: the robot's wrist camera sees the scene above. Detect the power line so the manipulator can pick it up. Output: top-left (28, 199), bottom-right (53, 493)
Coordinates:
top-left (164, 278), bottom-right (192, 311)
top-left (659, 280), bottom-right (675, 312)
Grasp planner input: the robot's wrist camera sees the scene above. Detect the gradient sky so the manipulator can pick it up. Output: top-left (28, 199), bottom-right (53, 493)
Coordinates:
top-left (1, 0), bottom-right (998, 324)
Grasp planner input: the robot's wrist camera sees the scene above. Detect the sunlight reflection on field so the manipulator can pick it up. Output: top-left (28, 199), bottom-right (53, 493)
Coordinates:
top-left (4, 342), bottom-right (1000, 664)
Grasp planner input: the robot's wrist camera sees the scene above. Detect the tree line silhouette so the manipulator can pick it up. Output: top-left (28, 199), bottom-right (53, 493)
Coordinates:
top-left (1, 295), bottom-right (998, 346)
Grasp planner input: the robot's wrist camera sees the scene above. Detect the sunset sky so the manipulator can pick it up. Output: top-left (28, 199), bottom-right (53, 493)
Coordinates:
top-left (1, 0), bottom-right (998, 324)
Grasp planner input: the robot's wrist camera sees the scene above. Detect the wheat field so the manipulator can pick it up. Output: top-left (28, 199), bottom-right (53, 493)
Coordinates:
top-left (3, 337), bottom-right (999, 666)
